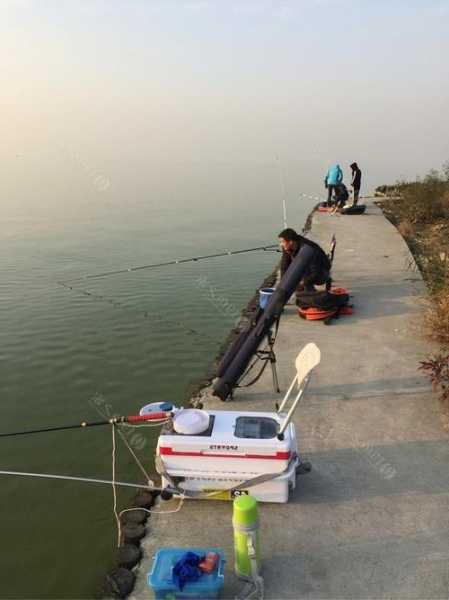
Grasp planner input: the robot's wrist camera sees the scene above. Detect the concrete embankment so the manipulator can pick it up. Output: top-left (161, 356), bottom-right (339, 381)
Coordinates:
top-left (132, 198), bottom-right (449, 599)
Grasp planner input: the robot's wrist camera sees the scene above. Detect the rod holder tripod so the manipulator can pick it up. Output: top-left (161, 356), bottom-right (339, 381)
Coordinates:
top-left (227, 319), bottom-right (281, 401)
top-left (254, 328), bottom-right (280, 394)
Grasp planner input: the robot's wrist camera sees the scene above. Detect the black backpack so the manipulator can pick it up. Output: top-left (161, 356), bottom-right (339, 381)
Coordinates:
top-left (296, 290), bottom-right (349, 310)
top-left (341, 205), bottom-right (366, 215)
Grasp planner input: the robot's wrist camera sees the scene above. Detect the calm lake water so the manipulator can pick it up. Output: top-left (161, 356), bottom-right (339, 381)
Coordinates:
top-left (1, 162), bottom-right (315, 598)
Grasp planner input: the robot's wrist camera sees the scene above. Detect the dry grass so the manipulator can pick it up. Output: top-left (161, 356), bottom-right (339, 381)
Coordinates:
top-left (416, 221), bottom-right (449, 293)
top-left (380, 167), bottom-right (449, 412)
top-left (424, 290), bottom-right (449, 347)
top-left (397, 219), bottom-right (415, 239)
top-left (397, 177), bottom-right (448, 225)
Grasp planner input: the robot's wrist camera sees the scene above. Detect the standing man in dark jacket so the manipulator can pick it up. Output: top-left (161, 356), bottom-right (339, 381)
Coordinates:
top-left (350, 162), bottom-right (362, 206)
top-left (278, 228), bottom-right (331, 292)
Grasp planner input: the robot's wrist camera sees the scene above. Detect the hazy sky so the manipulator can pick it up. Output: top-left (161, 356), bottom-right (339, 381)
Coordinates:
top-left (2, 0), bottom-right (449, 201)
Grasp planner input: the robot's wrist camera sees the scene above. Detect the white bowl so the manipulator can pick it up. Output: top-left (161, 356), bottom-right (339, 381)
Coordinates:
top-left (173, 409), bottom-right (210, 435)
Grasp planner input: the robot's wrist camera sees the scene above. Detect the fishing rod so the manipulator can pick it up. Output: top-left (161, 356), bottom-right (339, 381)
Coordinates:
top-left (275, 156), bottom-right (288, 228)
top-left (0, 469), bottom-right (162, 491)
top-left (57, 191), bottom-right (325, 287)
top-left (0, 412), bottom-right (170, 439)
top-left (59, 243), bottom-right (280, 285)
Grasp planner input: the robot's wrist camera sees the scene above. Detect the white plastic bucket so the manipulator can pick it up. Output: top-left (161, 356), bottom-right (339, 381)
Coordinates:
top-left (259, 287), bottom-right (275, 310)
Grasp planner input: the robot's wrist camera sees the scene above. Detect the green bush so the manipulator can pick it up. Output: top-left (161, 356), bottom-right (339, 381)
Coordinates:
top-left (443, 161), bottom-right (449, 182)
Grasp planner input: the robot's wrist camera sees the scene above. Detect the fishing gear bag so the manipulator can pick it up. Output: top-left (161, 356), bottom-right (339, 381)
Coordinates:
top-left (295, 290), bottom-right (349, 311)
top-left (341, 204), bottom-right (366, 215)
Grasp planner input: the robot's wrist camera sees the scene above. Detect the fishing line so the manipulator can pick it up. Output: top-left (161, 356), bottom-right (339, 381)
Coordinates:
top-left (56, 243), bottom-right (283, 344)
top-left (119, 496), bottom-right (185, 517)
top-left (116, 427), bottom-right (153, 483)
top-left (89, 403), bottom-right (157, 499)
top-left (111, 424), bottom-right (121, 546)
top-left (58, 280), bottom-right (218, 343)
top-left (55, 235), bottom-right (326, 347)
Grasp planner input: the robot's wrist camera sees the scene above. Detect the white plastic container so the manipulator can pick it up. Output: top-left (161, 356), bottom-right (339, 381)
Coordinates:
top-left (157, 409), bottom-right (299, 503)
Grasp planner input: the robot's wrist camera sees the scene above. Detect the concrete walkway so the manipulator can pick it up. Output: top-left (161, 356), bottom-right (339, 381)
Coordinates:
top-left (132, 198), bottom-right (449, 599)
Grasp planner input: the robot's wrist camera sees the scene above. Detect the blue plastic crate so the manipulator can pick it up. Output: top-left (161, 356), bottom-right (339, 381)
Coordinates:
top-left (148, 547), bottom-right (225, 600)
